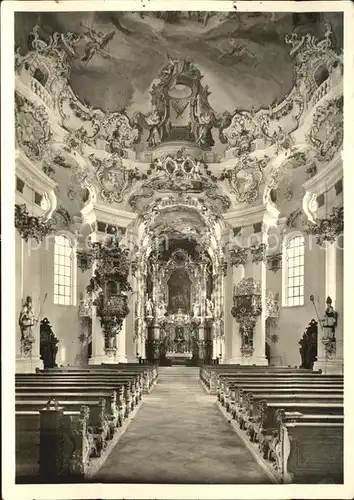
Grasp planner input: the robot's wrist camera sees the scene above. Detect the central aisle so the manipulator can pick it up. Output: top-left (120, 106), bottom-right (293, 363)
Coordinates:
top-left (93, 367), bottom-right (272, 483)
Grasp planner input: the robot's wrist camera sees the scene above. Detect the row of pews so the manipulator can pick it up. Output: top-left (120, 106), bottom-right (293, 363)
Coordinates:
top-left (15, 363), bottom-right (158, 482)
top-left (200, 365), bottom-right (343, 484)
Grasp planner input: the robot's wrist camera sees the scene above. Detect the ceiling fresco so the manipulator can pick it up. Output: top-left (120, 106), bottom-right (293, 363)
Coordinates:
top-left (15, 11), bottom-right (343, 116)
top-left (14, 10), bottom-right (343, 235)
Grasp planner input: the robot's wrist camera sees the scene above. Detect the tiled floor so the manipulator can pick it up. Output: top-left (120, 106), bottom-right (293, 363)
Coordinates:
top-left (93, 367), bottom-right (271, 483)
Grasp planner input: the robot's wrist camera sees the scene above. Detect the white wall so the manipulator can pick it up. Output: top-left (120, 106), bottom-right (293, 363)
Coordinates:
top-left (271, 236), bottom-right (325, 367)
top-left (16, 234), bottom-right (82, 367)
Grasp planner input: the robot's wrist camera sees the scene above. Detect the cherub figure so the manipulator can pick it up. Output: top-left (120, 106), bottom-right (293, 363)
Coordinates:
top-left (81, 24), bottom-right (115, 64)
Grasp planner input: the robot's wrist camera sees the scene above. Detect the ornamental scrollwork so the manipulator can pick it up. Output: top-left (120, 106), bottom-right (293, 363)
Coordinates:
top-left (66, 100), bottom-right (141, 156)
top-left (266, 291), bottom-right (280, 319)
top-left (285, 23), bottom-right (342, 104)
top-left (15, 204), bottom-right (55, 243)
top-left (232, 277), bottom-right (262, 324)
top-left (306, 95), bottom-right (343, 162)
top-left (266, 253), bottom-right (282, 272)
top-left (219, 156), bottom-right (268, 204)
top-left (303, 206), bottom-right (343, 246)
top-left (286, 208), bottom-right (304, 228)
top-left (15, 24), bottom-right (80, 80)
top-left (81, 235), bottom-right (132, 342)
top-left (78, 293), bottom-right (93, 318)
top-left (229, 246), bottom-right (248, 268)
top-left (250, 243), bottom-right (267, 264)
top-left (15, 93), bottom-right (52, 161)
top-left (89, 153), bottom-right (137, 204)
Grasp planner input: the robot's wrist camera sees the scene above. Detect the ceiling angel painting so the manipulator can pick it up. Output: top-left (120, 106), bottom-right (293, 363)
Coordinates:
top-left (15, 11), bottom-right (343, 116)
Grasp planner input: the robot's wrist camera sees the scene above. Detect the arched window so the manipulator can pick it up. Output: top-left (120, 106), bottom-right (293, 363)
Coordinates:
top-left (54, 235), bottom-right (76, 305)
top-left (283, 235), bottom-right (305, 307)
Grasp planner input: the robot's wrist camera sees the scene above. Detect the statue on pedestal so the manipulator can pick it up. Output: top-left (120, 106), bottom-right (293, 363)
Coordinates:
top-left (156, 300), bottom-right (167, 321)
top-left (19, 296), bottom-right (35, 355)
top-left (321, 296), bottom-right (338, 359)
top-left (205, 298), bottom-right (214, 318)
top-left (323, 296), bottom-right (338, 336)
top-left (145, 297), bottom-right (154, 317)
top-left (193, 301), bottom-right (200, 318)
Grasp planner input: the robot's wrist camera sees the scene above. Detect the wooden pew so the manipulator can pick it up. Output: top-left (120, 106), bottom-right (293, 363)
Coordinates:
top-left (219, 377), bottom-right (343, 406)
top-left (15, 366), bottom-right (153, 481)
top-left (235, 391), bottom-right (343, 438)
top-left (16, 394), bottom-right (119, 453)
top-left (16, 373), bottom-right (142, 406)
top-left (16, 378), bottom-right (140, 412)
top-left (42, 364), bottom-right (159, 392)
top-left (201, 366), bottom-right (343, 394)
top-left (269, 410), bottom-right (343, 483)
top-left (16, 402), bottom-right (97, 482)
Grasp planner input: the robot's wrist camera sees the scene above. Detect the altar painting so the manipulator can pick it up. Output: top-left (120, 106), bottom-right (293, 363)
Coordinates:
top-left (167, 269), bottom-right (192, 313)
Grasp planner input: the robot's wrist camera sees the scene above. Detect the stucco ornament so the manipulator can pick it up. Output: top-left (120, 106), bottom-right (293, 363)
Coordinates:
top-left (15, 93), bottom-right (52, 161)
top-left (266, 291), bottom-right (280, 319)
top-left (89, 153), bottom-right (137, 204)
top-left (220, 110), bottom-right (258, 154)
top-left (285, 23), bottom-right (342, 103)
top-left (15, 25), bottom-right (80, 83)
top-left (133, 57), bottom-right (217, 149)
top-left (306, 95), bottom-right (343, 162)
top-left (220, 156), bottom-right (268, 204)
top-left (128, 152), bottom-right (230, 212)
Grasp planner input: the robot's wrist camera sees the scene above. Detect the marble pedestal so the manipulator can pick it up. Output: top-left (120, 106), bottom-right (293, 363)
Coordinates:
top-left (16, 354), bottom-right (43, 373)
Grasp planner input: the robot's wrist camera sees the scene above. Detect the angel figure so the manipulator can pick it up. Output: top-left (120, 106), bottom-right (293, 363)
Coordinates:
top-left (206, 298), bottom-right (214, 318)
top-left (145, 297), bottom-right (154, 317)
top-left (193, 301), bottom-right (200, 318)
top-left (133, 105), bottom-right (167, 148)
top-left (146, 107), bottom-right (163, 147)
top-left (191, 160), bottom-right (201, 179)
top-left (218, 37), bottom-right (258, 66)
top-left (195, 112), bottom-right (214, 149)
top-left (81, 24), bottom-right (115, 64)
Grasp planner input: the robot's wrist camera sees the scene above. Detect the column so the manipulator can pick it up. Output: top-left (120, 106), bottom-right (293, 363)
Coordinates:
top-left (229, 263), bottom-right (244, 364)
top-left (16, 238), bottom-right (43, 373)
top-left (251, 228), bottom-right (268, 365)
top-left (88, 304), bottom-right (107, 364)
top-left (116, 319), bottom-right (127, 363)
top-left (87, 231), bottom-right (109, 364)
top-left (314, 243), bottom-right (343, 374)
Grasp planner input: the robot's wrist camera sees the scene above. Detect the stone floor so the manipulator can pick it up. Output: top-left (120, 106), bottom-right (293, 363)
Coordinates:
top-left (93, 366), bottom-right (272, 483)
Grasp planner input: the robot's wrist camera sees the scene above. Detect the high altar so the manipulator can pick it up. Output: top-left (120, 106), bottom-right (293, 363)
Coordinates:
top-left (143, 248), bottom-right (217, 365)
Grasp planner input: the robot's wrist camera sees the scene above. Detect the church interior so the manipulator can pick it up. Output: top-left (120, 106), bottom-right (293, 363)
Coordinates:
top-left (13, 10), bottom-right (344, 486)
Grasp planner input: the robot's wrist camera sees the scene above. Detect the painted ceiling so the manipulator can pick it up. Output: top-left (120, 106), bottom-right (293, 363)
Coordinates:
top-left (15, 11), bottom-right (343, 116)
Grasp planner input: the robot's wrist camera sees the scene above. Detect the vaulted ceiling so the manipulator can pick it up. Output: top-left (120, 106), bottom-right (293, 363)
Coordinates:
top-left (15, 11), bottom-right (343, 116)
